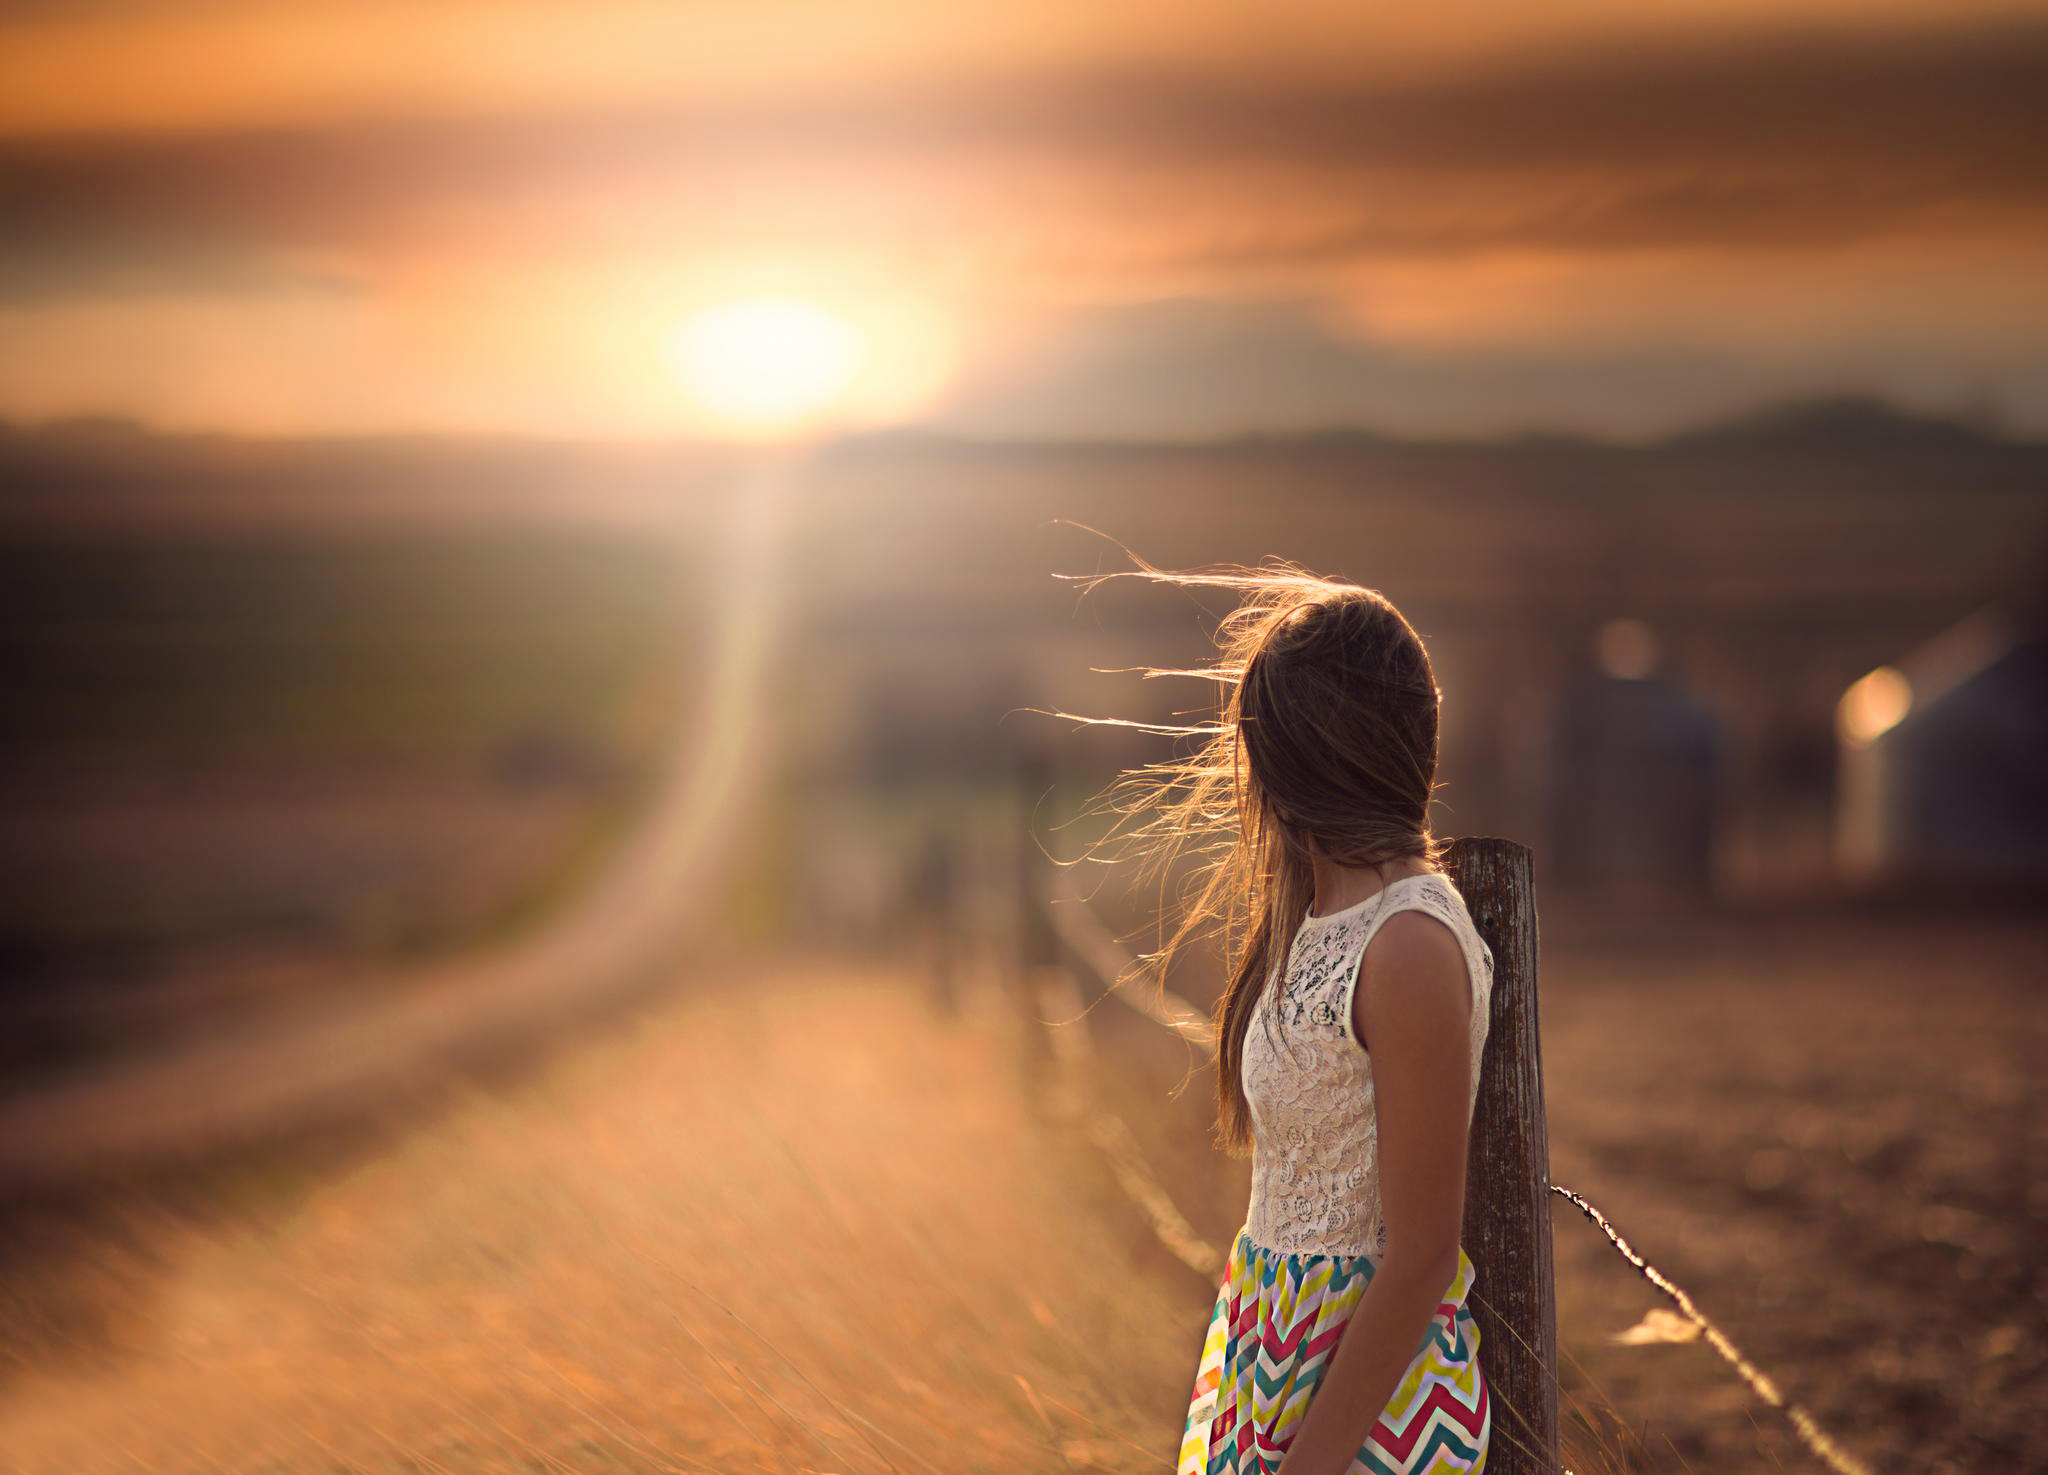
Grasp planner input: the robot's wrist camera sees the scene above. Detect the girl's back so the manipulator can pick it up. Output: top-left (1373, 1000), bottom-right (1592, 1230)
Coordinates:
top-left (1240, 870), bottom-right (1494, 1260)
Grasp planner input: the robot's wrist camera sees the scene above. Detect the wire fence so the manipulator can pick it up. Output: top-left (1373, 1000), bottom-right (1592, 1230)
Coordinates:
top-left (1024, 869), bottom-right (1877, 1475)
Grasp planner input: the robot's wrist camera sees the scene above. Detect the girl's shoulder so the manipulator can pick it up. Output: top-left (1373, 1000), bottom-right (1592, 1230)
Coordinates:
top-left (1333, 870), bottom-right (1480, 945)
top-left (1385, 871), bottom-right (1486, 945)
top-left (1345, 871), bottom-right (1494, 1015)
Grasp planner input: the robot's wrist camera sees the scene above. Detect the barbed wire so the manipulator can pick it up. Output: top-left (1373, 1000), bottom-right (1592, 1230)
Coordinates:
top-left (1546, 1184), bottom-right (1874, 1475)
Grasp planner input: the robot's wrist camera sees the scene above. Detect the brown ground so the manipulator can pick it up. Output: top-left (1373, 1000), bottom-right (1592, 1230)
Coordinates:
top-left (1533, 901), bottom-right (2046, 1475)
top-left (0, 904), bottom-right (2040, 1474)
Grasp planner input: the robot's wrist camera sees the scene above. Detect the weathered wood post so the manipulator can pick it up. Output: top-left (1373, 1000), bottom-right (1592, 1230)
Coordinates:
top-left (1444, 836), bottom-right (1559, 1475)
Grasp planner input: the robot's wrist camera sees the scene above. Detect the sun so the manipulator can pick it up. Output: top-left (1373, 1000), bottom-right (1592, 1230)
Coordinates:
top-left (663, 296), bottom-right (864, 431)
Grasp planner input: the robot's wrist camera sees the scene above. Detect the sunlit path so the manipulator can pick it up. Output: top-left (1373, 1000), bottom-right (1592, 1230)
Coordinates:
top-left (0, 955), bottom-right (1197, 1475)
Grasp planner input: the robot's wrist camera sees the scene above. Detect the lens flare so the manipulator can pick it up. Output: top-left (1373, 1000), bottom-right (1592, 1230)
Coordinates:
top-left (1837, 665), bottom-right (1912, 748)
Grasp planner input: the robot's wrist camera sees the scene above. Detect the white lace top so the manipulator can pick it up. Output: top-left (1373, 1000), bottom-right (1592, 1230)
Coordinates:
top-left (1240, 872), bottom-right (1494, 1258)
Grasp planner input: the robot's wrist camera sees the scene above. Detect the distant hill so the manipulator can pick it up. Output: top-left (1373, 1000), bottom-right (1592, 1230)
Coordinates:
top-left (0, 420), bottom-right (757, 536)
top-left (0, 394), bottom-right (2040, 536)
top-left (1659, 395), bottom-right (2018, 455)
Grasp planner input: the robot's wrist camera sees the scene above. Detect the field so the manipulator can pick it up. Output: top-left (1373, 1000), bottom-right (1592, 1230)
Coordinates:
top-left (0, 898), bottom-right (2038, 1474)
top-left (1526, 900), bottom-right (2043, 1474)
top-left (0, 533), bottom-right (696, 1086)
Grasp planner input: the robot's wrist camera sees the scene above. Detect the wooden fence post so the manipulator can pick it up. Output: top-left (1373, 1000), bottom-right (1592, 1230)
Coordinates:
top-left (1445, 836), bottom-right (1559, 1475)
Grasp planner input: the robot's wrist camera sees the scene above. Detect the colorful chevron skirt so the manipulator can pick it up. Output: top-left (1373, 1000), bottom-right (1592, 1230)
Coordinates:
top-left (1177, 1226), bottom-right (1491, 1475)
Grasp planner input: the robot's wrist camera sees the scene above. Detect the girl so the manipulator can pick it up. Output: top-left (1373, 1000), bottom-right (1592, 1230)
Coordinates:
top-left (1072, 557), bottom-right (1494, 1475)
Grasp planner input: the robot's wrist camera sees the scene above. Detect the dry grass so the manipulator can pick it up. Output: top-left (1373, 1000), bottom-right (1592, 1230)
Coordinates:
top-left (0, 956), bottom-right (1195, 1475)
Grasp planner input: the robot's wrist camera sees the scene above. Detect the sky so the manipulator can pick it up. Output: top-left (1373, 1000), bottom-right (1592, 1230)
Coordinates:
top-left (1, 0), bottom-right (2045, 441)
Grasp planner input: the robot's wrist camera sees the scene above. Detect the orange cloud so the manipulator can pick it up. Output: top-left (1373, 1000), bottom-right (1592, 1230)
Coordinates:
top-left (2, 7), bottom-right (2044, 435)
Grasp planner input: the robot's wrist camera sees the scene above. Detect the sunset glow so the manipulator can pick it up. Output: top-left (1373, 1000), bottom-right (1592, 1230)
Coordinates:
top-left (0, 3), bottom-right (2043, 438)
top-left (664, 298), bottom-right (864, 431)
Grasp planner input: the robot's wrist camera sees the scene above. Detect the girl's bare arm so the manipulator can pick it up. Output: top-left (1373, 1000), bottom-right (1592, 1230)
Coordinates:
top-left (1273, 911), bottom-right (1476, 1475)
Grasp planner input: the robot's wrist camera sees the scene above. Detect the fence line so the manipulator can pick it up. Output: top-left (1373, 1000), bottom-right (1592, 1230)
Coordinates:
top-left (1044, 870), bottom-right (1211, 1041)
top-left (1547, 1186), bottom-right (1875, 1475)
top-left (1030, 963), bottom-right (1225, 1279)
top-left (1021, 867), bottom-right (1877, 1475)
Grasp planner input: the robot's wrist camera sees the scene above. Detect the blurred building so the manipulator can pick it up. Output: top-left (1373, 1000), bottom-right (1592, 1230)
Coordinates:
top-left (1543, 620), bottom-right (1724, 892)
top-left (1835, 600), bottom-right (2048, 893)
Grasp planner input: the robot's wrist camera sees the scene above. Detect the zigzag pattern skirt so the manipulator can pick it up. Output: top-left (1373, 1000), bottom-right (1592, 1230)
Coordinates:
top-left (1177, 1226), bottom-right (1491, 1475)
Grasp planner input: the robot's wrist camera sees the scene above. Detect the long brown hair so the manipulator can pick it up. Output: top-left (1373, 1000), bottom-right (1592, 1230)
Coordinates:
top-left (1056, 551), bottom-right (1448, 1157)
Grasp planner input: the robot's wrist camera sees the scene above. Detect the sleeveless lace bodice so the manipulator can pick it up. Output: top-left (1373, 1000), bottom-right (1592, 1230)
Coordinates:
top-left (1240, 872), bottom-right (1494, 1258)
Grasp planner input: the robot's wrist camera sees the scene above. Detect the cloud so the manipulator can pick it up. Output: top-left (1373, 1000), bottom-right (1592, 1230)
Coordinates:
top-left (1, 14), bottom-right (2044, 299)
top-left (3, 11), bottom-right (2044, 438)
